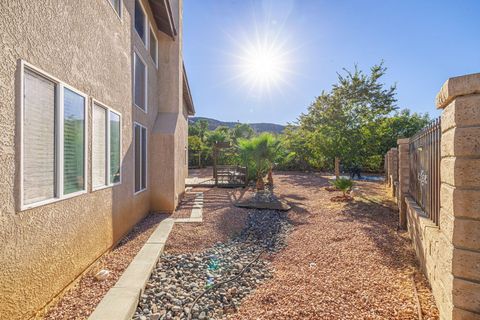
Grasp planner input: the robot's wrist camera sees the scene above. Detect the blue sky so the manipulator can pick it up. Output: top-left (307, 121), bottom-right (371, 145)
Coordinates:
top-left (183, 0), bottom-right (480, 125)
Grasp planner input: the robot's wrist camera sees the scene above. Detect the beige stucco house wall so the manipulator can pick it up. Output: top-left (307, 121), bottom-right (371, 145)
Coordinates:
top-left (0, 0), bottom-right (194, 319)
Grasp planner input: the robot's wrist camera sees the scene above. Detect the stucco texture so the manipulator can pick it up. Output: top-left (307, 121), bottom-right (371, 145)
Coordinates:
top-left (0, 0), bottom-right (188, 319)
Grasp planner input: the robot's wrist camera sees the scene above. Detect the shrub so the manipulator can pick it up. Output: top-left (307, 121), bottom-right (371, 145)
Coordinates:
top-left (329, 178), bottom-right (353, 196)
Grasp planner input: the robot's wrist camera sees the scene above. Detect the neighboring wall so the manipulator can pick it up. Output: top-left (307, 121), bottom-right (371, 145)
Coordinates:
top-left (395, 73), bottom-right (480, 320)
top-left (0, 0), bottom-right (189, 319)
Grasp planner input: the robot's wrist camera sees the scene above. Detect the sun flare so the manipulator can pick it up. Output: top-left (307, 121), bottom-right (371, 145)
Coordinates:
top-left (241, 45), bottom-right (286, 86)
top-left (230, 31), bottom-right (293, 97)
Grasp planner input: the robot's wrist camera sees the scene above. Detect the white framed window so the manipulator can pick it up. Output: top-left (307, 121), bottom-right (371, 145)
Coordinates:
top-left (92, 101), bottom-right (122, 190)
top-left (149, 25), bottom-right (158, 67)
top-left (134, 0), bottom-right (147, 46)
top-left (134, 51), bottom-right (147, 112)
top-left (20, 61), bottom-right (88, 210)
top-left (134, 123), bottom-right (147, 194)
top-left (107, 0), bottom-right (122, 18)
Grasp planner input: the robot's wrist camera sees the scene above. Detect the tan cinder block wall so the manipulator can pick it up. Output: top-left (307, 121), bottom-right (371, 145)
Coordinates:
top-left (405, 73), bottom-right (480, 320)
top-left (436, 73), bottom-right (480, 320)
top-left (405, 197), bottom-right (455, 319)
top-left (387, 148), bottom-right (398, 198)
top-left (397, 138), bottom-right (410, 229)
top-left (385, 150), bottom-right (392, 187)
top-left (0, 0), bottom-right (189, 319)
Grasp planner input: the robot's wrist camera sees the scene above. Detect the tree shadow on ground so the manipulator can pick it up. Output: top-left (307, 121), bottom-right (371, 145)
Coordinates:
top-left (275, 171), bottom-right (331, 189)
top-left (337, 184), bottom-right (415, 270)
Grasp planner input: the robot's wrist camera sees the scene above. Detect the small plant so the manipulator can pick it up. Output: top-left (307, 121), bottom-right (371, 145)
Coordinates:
top-left (329, 178), bottom-right (353, 197)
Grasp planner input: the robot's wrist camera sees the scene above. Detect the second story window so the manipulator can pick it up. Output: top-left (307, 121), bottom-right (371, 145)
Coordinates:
top-left (149, 26), bottom-right (158, 67)
top-left (134, 52), bottom-right (147, 112)
top-left (135, 0), bottom-right (147, 45)
top-left (108, 0), bottom-right (121, 17)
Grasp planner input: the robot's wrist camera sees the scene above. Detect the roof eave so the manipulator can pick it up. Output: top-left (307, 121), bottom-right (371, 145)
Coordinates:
top-left (183, 63), bottom-right (195, 116)
top-left (149, 0), bottom-right (177, 39)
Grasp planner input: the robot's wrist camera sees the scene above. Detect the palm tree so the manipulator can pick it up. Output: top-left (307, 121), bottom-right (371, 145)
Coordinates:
top-left (238, 133), bottom-right (280, 191)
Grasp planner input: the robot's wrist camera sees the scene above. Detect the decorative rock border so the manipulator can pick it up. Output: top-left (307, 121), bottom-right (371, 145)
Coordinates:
top-left (133, 210), bottom-right (290, 320)
top-left (89, 192), bottom-right (204, 320)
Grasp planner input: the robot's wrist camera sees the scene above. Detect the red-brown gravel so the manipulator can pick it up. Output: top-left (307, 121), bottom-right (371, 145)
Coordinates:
top-left (164, 187), bottom-right (250, 254)
top-left (228, 172), bottom-right (439, 319)
top-left (41, 213), bottom-right (167, 320)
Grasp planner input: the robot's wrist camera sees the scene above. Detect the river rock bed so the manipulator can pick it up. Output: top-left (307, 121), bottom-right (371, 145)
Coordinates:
top-left (133, 210), bottom-right (290, 320)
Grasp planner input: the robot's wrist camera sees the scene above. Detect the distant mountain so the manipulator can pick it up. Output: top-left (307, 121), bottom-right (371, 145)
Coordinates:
top-left (189, 117), bottom-right (285, 134)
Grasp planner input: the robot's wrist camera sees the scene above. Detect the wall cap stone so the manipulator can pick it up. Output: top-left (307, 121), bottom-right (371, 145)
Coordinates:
top-left (397, 138), bottom-right (409, 144)
top-left (436, 73), bottom-right (480, 109)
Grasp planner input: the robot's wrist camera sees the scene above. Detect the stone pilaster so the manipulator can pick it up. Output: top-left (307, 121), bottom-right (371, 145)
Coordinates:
top-left (397, 139), bottom-right (409, 229)
top-left (436, 73), bottom-right (480, 319)
top-left (387, 148), bottom-right (398, 198)
top-left (385, 150), bottom-right (392, 187)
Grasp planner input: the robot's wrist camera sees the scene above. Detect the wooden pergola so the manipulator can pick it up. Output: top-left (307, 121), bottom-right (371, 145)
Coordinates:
top-left (212, 141), bottom-right (247, 187)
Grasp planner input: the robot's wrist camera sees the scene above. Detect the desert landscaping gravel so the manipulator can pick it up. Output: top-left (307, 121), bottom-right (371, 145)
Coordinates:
top-left (42, 213), bottom-right (167, 320)
top-left (229, 172), bottom-right (439, 319)
top-left (165, 187), bottom-right (249, 254)
top-left (133, 210), bottom-right (291, 320)
top-left (42, 171), bottom-right (439, 319)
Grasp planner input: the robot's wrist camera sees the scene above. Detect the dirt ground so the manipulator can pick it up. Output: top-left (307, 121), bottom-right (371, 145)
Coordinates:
top-left (232, 172), bottom-right (439, 319)
top-left (43, 171), bottom-right (439, 319)
top-left (41, 214), bottom-right (167, 320)
top-left (165, 187), bottom-right (250, 254)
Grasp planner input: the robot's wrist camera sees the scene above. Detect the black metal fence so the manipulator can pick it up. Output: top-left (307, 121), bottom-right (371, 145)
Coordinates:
top-left (409, 118), bottom-right (441, 225)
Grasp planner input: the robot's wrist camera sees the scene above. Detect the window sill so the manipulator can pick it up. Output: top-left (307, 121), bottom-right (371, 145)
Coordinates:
top-left (20, 190), bottom-right (88, 212)
top-left (106, 0), bottom-right (122, 21)
top-left (134, 188), bottom-right (147, 196)
top-left (92, 182), bottom-right (122, 192)
top-left (135, 30), bottom-right (148, 49)
top-left (134, 103), bottom-right (147, 114)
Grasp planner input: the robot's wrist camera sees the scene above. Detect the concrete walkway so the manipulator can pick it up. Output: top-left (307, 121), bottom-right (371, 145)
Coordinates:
top-left (89, 191), bottom-right (204, 320)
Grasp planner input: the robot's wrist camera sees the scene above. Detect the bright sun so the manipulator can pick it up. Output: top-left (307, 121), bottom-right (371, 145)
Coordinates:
top-left (232, 35), bottom-right (291, 95)
top-left (242, 46), bottom-right (285, 86)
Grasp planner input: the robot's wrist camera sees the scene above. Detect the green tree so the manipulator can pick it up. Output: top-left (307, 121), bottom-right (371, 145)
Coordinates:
top-left (188, 136), bottom-right (204, 167)
top-left (238, 133), bottom-right (280, 190)
top-left (196, 119), bottom-right (209, 142)
top-left (231, 123), bottom-right (255, 142)
top-left (297, 62), bottom-right (397, 171)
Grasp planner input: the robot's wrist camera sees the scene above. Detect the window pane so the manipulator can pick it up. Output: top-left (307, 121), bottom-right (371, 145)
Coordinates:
top-left (63, 88), bottom-right (85, 195)
top-left (150, 29), bottom-right (157, 64)
top-left (92, 104), bottom-right (107, 188)
top-left (134, 53), bottom-right (146, 110)
top-left (110, 112), bottom-right (121, 184)
top-left (134, 125), bottom-right (141, 192)
top-left (141, 127), bottom-right (147, 189)
top-left (23, 70), bottom-right (56, 205)
top-left (109, 0), bottom-right (121, 15)
top-left (135, 0), bottom-right (146, 43)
